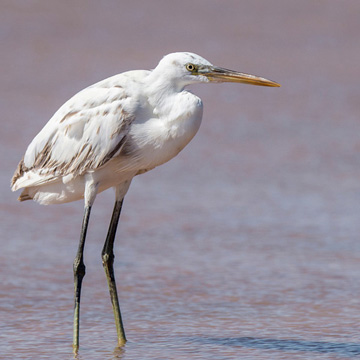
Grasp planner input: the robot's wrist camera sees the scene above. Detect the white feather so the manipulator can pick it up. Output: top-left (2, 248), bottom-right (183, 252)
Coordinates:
top-left (11, 53), bottom-right (208, 204)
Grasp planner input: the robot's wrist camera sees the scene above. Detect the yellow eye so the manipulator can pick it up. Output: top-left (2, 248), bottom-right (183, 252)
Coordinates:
top-left (186, 63), bottom-right (197, 72)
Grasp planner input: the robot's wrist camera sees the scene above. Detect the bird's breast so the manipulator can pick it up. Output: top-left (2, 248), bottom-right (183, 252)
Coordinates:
top-left (127, 92), bottom-right (203, 171)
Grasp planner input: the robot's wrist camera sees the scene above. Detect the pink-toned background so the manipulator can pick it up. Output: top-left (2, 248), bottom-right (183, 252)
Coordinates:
top-left (1, 1), bottom-right (360, 359)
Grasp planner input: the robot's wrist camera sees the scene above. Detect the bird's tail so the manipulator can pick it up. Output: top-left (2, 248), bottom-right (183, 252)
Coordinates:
top-left (18, 189), bottom-right (33, 202)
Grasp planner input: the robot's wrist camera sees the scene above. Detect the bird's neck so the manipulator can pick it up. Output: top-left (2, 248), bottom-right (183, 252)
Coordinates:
top-left (145, 71), bottom-right (187, 116)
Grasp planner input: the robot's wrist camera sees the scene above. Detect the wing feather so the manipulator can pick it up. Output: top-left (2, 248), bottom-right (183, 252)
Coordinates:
top-left (11, 75), bottom-right (137, 191)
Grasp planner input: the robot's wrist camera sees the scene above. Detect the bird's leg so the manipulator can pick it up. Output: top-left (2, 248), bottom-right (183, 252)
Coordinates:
top-left (102, 199), bottom-right (126, 346)
top-left (73, 205), bottom-right (91, 352)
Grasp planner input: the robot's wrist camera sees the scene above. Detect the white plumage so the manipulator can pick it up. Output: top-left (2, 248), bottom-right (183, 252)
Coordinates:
top-left (12, 54), bottom-right (209, 205)
top-left (11, 52), bottom-right (280, 350)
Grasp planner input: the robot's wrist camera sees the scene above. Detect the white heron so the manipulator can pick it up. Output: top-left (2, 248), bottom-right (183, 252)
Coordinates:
top-left (11, 52), bottom-right (280, 350)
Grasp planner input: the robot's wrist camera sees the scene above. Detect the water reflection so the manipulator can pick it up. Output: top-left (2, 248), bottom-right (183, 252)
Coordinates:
top-left (74, 345), bottom-right (126, 360)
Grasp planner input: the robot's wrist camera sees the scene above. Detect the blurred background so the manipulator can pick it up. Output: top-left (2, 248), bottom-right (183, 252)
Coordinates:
top-left (1, 1), bottom-right (360, 359)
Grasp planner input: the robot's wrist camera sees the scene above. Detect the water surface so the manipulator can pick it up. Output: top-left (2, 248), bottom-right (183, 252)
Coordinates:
top-left (1, 1), bottom-right (360, 359)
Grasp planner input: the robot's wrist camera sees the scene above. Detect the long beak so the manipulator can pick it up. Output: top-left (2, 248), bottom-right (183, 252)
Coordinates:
top-left (203, 66), bottom-right (280, 87)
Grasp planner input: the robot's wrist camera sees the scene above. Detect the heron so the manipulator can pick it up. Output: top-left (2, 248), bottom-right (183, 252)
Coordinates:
top-left (11, 52), bottom-right (280, 350)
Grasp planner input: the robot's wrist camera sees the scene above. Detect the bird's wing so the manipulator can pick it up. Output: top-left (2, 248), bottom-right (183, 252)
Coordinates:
top-left (11, 75), bottom-right (139, 191)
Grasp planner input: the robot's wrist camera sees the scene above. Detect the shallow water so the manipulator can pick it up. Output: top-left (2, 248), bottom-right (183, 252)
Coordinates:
top-left (1, 1), bottom-right (360, 359)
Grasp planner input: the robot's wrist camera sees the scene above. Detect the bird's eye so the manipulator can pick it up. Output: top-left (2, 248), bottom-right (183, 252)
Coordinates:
top-left (186, 63), bottom-right (197, 72)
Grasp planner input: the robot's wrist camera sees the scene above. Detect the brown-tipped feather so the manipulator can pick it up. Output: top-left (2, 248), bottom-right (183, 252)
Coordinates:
top-left (18, 191), bottom-right (32, 202)
top-left (11, 158), bottom-right (26, 188)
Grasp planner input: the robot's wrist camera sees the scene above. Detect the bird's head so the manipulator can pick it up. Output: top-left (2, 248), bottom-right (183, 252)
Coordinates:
top-left (151, 52), bottom-right (280, 90)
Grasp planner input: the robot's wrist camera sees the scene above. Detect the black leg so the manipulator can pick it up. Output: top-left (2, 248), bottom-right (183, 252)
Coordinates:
top-left (73, 205), bottom-right (91, 352)
top-left (102, 199), bottom-right (126, 346)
